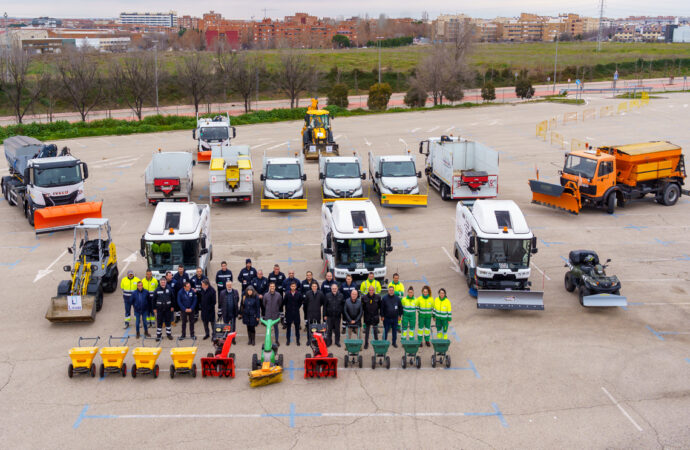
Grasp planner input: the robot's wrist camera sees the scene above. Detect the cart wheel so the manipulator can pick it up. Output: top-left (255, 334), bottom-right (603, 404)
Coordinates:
top-left (401, 356), bottom-right (407, 369)
top-left (445, 355), bottom-right (451, 368)
top-left (385, 356), bottom-right (390, 370)
top-left (121, 363), bottom-right (127, 377)
top-left (305, 353), bottom-right (311, 359)
top-left (372, 356), bottom-right (376, 370)
top-left (229, 353), bottom-right (235, 360)
top-left (153, 364), bottom-right (159, 379)
top-left (170, 365), bottom-right (175, 379)
top-left (207, 352), bottom-right (214, 358)
top-left (251, 354), bottom-right (258, 371)
top-left (431, 355), bottom-right (436, 368)
top-left (99, 363), bottom-right (104, 378)
top-left (344, 355), bottom-right (349, 368)
top-left (132, 364), bottom-right (137, 378)
top-left (416, 356), bottom-right (421, 369)
top-left (191, 363), bottom-right (197, 378)
top-left (68, 364), bottom-right (74, 378)
top-left (327, 353), bottom-right (333, 358)
top-left (277, 354), bottom-right (284, 367)
top-left (358, 355), bottom-right (363, 368)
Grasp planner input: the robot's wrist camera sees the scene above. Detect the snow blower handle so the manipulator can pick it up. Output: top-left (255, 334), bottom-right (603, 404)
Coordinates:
top-left (78, 336), bottom-right (100, 347)
top-left (141, 336), bottom-right (159, 347)
top-left (176, 336), bottom-right (197, 347)
top-left (109, 335), bottom-right (129, 346)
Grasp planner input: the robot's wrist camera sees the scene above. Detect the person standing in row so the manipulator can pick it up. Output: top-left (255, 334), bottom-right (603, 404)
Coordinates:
top-left (283, 281), bottom-right (303, 346)
top-left (241, 285), bottom-right (260, 345)
top-left (324, 283), bottom-right (344, 347)
top-left (268, 264), bottom-right (286, 296)
top-left (172, 265), bottom-right (189, 324)
top-left (381, 285), bottom-right (403, 347)
top-left (282, 270), bottom-right (300, 297)
top-left (199, 279), bottom-right (216, 340)
top-left (417, 285), bottom-right (434, 347)
top-left (321, 271), bottom-right (338, 296)
top-left (343, 290), bottom-right (363, 339)
top-left (215, 261), bottom-right (233, 321)
top-left (433, 288), bottom-right (452, 340)
top-left (388, 273), bottom-right (405, 332)
top-left (401, 286), bottom-right (418, 339)
top-left (301, 271), bottom-right (317, 295)
top-left (362, 285), bottom-right (381, 349)
top-left (153, 277), bottom-right (174, 341)
top-left (304, 281), bottom-right (325, 342)
top-left (190, 267), bottom-right (205, 321)
top-left (340, 274), bottom-right (358, 334)
top-left (263, 282), bottom-right (283, 345)
top-left (252, 270), bottom-right (268, 316)
top-left (120, 270), bottom-right (140, 329)
top-left (220, 281), bottom-right (239, 344)
top-left (238, 259), bottom-right (257, 291)
top-left (132, 281), bottom-right (151, 339)
top-left (360, 272), bottom-right (381, 295)
top-left (177, 282), bottom-right (197, 339)
top-left (141, 269), bottom-right (158, 327)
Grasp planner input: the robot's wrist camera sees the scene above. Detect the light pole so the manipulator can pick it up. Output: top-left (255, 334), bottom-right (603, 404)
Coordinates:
top-left (3, 12), bottom-right (8, 82)
top-left (552, 34), bottom-right (559, 94)
top-left (376, 36), bottom-right (384, 84)
top-left (152, 40), bottom-right (159, 114)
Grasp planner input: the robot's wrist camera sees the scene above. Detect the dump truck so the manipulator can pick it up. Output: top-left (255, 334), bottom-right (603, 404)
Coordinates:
top-left (319, 154), bottom-right (366, 201)
top-left (209, 144), bottom-right (253, 205)
top-left (321, 200), bottom-right (393, 281)
top-left (140, 202), bottom-right (212, 279)
top-left (454, 199), bottom-right (543, 310)
top-left (260, 154), bottom-right (307, 212)
top-left (144, 151), bottom-right (194, 205)
top-left (529, 141), bottom-right (687, 214)
top-left (369, 151), bottom-right (427, 207)
top-left (193, 113), bottom-right (236, 163)
top-left (302, 98), bottom-right (338, 161)
top-left (419, 136), bottom-right (499, 202)
top-left (1, 136), bottom-right (102, 233)
top-left (46, 218), bottom-right (118, 322)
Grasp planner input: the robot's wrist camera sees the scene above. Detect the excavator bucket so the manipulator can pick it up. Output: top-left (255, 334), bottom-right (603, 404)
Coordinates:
top-left (380, 194), bottom-right (428, 208)
top-left (477, 290), bottom-right (544, 311)
top-left (34, 201), bottom-right (103, 234)
top-left (197, 150), bottom-right (212, 163)
top-left (46, 295), bottom-right (97, 322)
top-left (583, 293), bottom-right (628, 308)
top-left (260, 198), bottom-right (308, 212)
top-left (248, 361), bottom-right (283, 387)
top-left (304, 357), bottom-right (338, 378)
top-left (529, 180), bottom-right (580, 214)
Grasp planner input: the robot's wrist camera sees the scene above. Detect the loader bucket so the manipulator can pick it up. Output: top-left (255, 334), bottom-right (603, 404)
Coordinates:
top-left (477, 290), bottom-right (544, 311)
top-left (528, 180), bottom-right (580, 214)
top-left (46, 295), bottom-right (96, 322)
top-left (197, 150), bottom-right (212, 163)
top-left (260, 198), bottom-right (308, 212)
top-left (583, 293), bottom-right (628, 308)
top-left (34, 201), bottom-right (103, 234)
top-left (380, 193), bottom-right (428, 208)
top-left (304, 357), bottom-right (338, 379)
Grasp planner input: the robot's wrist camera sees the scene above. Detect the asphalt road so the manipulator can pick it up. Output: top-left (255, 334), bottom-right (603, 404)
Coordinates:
top-left (1, 92), bottom-right (689, 448)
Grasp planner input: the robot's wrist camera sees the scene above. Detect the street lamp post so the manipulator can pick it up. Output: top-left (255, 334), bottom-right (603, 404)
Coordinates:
top-left (552, 35), bottom-right (559, 94)
top-left (376, 36), bottom-right (384, 84)
top-left (152, 40), bottom-right (159, 114)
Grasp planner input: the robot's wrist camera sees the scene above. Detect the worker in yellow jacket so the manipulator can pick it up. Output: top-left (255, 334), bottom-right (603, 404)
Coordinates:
top-left (417, 285), bottom-right (434, 347)
top-left (141, 269), bottom-right (159, 326)
top-left (120, 270), bottom-right (141, 329)
top-left (433, 288), bottom-right (452, 340)
top-left (359, 272), bottom-right (381, 295)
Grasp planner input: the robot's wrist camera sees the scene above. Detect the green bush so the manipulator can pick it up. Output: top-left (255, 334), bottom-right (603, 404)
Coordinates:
top-left (515, 79), bottom-right (535, 99)
top-left (332, 34), bottom-right (351, 48)
top-left (404, 86), bottom-right (427, 107)
top-left (367, 83), bottom-right (393, 111)
top-left (481, 82), bottom-right (496, 101)
top-left (327, 83), bottom-right (349, 108)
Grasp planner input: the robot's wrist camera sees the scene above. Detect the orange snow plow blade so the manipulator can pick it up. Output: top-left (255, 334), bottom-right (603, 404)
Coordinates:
top-left (197, 150), bottom-right (212, 163)
top-left (528, 180), bottom-right (581, 215)
top-left (34, 202), bottom-right (103, 234)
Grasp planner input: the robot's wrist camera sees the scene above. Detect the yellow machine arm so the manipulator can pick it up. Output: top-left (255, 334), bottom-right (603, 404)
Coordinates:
top-left (71, 256), bottom-right (92, 296)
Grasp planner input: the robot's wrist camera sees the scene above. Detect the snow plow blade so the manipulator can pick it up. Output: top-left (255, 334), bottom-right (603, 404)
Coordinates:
top-left (380, 193), bottom-right (428, 208)
top-left (304, 357), bottom-right (338, 379)
top-left (197, 150), bottom-right (212, 163)
top-left (477, 290), bottom-right (544, 310)
top-left (529, 180), bottom-right (580, 214)
top-left (260, 198), bottom-right (308, 212)
top-left (34, 201), bottom-right (103, 234)
top-left (46, 295), bottom-right (96, 323)
top-left (322, 197), bottom-right (369, 204)
top-left (583, 293), bottom-right (628, 308)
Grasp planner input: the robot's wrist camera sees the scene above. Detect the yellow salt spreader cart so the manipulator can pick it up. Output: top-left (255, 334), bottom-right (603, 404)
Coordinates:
top-left (99, 336), bottom-right (130, 378)
top-left (67, 336), bottom-right (100, 378)
top-left (132, 336), bottom-right (162, 379)
top-left (170, 337), bottom-right (198, 378)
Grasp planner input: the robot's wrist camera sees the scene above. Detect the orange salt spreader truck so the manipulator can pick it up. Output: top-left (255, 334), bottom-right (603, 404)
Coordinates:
top-left (1, 136), bottom-right (102, 233)
top-left (529, 141), bottom-right (687, 214)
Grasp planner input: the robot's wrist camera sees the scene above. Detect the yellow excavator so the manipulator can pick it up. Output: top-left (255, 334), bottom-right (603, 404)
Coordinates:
top-left (302, 98), bottom-right (339, 161)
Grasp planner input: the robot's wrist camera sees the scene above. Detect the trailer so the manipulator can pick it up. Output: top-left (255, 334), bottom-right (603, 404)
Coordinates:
top-left (369, 151), bottom-right (427, 208)
top-left (193, 114), bottom-right (236, 163)
top-left (319, 154), bottom-right (367, 201)
top-left (209, 145), bottom-right (253, 205)
top-left (420, 136), bottom-right (499, 202)
top-left (144, 151), bottom-right (194, 205)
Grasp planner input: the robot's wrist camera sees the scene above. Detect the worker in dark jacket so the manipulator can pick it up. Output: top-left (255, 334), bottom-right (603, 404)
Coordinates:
top-left (282, 269), bottom-right (300, 297)
top-left (171, 266), bottom-right (189, 324)
top-left (240, 285), bottom-right (260, 345)
top-left (343, 289), bottom-right (363, 339)
top-left (267, 264), bottom-right (286, 295)
top-left (215, 261), bottom-right (233, 320)
top-left (238, 258), bottom-right (257, 291)
top-left (262, 282), bottom-right (283, 345)
top-left (251, 270), bottom-right (269, 315)
top-left (189, 267), bottom-right (205, 320)
top-left (301, 271), bottom-right (317, 295)
top-left (177, 282), bottom-right (197, 339)
top-left (132, 281), bottom-right (151, 339)
top-left (199, 279), bottom-right (216, 340)
top-left (362, 285), bottom-right (382, 349)
top-left (381, 285), bottom-right (403, 347)
top-left (340, 274), bottom-right (358, 333)
top-left (220, 280), bottom-right (240, 343)
top-left (304, 281), bottom-right (325, 342)
top-left (324, 283), bottom-right (345, 347)
top-left (321, 271), bottom-right (338, 296)
top-left (153, 278), bottom-right (174, 341)
top-left (283, 281), bottom-right (303, 346)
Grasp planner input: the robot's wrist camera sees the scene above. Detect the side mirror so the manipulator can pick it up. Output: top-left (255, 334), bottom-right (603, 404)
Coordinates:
top-left (260, 174), bottom-right (265, 181)
top-left (82, 163), bottom-right (89, 180)
top-left (468, 238), bottom-right (476, 255)
top-left (192, 129), bottom-right (196, 139)
top-left (232, 127), bottom-right (236, 138)
top-left (200, 234), bottom-right (207, 249)
top-left (302, 174), bottom-right (307, 181)
top-left (63, 265), bottom-right (72, 272)
top-left (200, 248), bottom-right (209, 256)
top-left (375, 171), bottom-right (380, 179)
top-left (319, 173), bottom-right (324, 180)
top-left (531, 236), bottom-right (538, 254)
top-left (140, 237), bottom-right (146, 257)
top-left (605, 258), bottom-right (611, 264)
top-left (326, 232), bottom-right (332, 249)
top-left (417, 171), bottom-right (422, 178)
top-left (386, 246), bottom-right (393, 253)
top-left (386, 233), bottom-right (392, 249)
top-left (361, 173), bottom-right (366, 180)
top-left (323, 248), bottom-right (332, 255)
top-left (67, 247), bottom-right (73, 254)
top-left (419, 142), bottom-right (424, 154)
top-left (24, 168), bottom-right (31, 184)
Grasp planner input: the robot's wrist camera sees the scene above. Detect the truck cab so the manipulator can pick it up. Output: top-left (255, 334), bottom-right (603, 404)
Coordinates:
top-left (560, 150), bottom-right (616, 200)
top-left (193, 114), bottom-right (236, 163)
top-left (321, 200), bottom-right (392, 281)
top-left (319, 155), bottom-right (366, 199)
top-left (369, 151), bottom-right (427, 207)
top-left (259, 155), bottom-right (308, 212)
top-left (140, 202), bottom-right (212, 279)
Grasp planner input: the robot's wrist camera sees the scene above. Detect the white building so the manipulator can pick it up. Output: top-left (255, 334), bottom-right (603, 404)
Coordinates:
top-left (75, 36), bottom-right (131, 52)
top-left (119, 11), bottom-right (178, 27)
top-left (673, 25), bottom-right (690, 42)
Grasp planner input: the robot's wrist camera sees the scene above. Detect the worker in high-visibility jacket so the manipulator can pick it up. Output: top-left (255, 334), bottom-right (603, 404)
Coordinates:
top-left (417, 285), bottom-right (434, 347)
top-left (359, 272), bottom-right (381, 295)
top-left (433, 288), bottom-right (452, 340)
top-left (141, 269), bottom-right (159, 326)
top-left (388, 273), bottom-right (405, 332)
top-left (400, 286), bottom-right (418, 339)
top-left (120, 270), bottom-right (141, 328)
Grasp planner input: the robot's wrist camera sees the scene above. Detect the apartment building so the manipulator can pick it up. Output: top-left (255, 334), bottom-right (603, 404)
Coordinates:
top-left (119, 12), bottom-right (178, 28)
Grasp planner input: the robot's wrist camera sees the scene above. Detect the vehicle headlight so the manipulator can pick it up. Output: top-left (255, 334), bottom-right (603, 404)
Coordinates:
top-left (287, 191), bottom-right (295, 196)
top-left (334, 189), bottom-right (341, 194)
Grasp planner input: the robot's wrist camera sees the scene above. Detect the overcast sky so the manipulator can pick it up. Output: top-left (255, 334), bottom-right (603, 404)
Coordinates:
top-left (2, 0), bottom-right (689, 20)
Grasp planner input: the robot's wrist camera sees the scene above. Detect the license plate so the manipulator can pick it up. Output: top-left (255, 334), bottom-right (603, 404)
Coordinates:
top-left (309, 146), bottom-right (317, 152)
top-left (499, 263), bottom-right (508, 269)
top-left (356, 263), bottom-right (365, 269)
top-left (326, 146), bottom-right (333, 152)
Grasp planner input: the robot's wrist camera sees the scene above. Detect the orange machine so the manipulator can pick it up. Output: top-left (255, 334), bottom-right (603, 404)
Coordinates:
top-left (529, 141), bottom-right (687, 214)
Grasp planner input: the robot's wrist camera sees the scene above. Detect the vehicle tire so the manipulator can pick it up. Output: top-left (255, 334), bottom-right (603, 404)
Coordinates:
top-left (564, 273), bottom-right (575, 292)
top-left (401, 356), bottom-right (406, 369)
top-left (207, 352), bottom-right (214, 358)
top-left (26, 202), bottom-right (34, 226)
top-left (358, 355), bottom-right (363, 368)
top-left (385, 356), bottom-right (390, 370)
top-left (90, 363), bottom-right (96, 377)
top-left (661, 183), bottom-right (680, 206)
top-left (68, 364), bottom-right (74, 378)
top-left (251, 354), bottom-right (258, 371)
top-left (605, 193), bottom-right (615, 214)
top-left (445, 355), bottom-right (451, 368)
top-left (191, 363), bottom-right (197, 377)
top-left (103, 267), bottom-right (118, 293)
top-left (579, 287), bottom-right (590, 306)
top-left (95, 285), bottom-right (104, 312)
top-left (328, 353), bottom-right (333, 358)
top-left (277, 354), bottom-right (283, 367)
top-left (613, 289), bottom-right (620, 295)
top-left (170, 365), bottom-right (175, 379)
top-left (344, 355), bottom-right (349, 368)
top-left (132, 364), bottom-right (137, 378)
top-left (121, 363), bottom-right (127, 377)
top-left (99, 364), bottom-right (104, 378)
top-left (372, 356), bottom-right (376, 369)
top-left (153, 364), bottom-right (159, 379)
top-left (454, 247), bottom-right (460, 260)
top-left (416, 355), bottom-right (421, 369)
top-left (441, 184), bottom-right (451, 201)
top-left (431, 355), bottom-right (437, 368)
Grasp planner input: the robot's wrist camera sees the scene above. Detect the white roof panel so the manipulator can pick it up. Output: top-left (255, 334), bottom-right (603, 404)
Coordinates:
top-left (146, 202), bottom-right (202, 236)
top-left (472, 199), bottom-right (530, 235)
top-left (331, 200), bottom-right (385, 235)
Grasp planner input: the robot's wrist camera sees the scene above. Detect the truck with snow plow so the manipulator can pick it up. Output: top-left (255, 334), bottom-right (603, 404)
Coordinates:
top-left (369, 150), bottom-right (427, 208)
top-left (260, 154), bottom-right (307, 212)
top-left (319, 154), bottom-right (366, 201)
top-left (193, 114), bottom-right (236, 163)
top-left (529, 141), bottom-right (687, 214)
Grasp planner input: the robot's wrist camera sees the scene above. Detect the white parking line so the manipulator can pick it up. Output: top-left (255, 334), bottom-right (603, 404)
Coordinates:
top-left (87, 155), bottom-right (137, 165)
top-left (252, 142), bottom-right (270, 149)
top-left (441, 246), bottom-right (460, 273)
top-left (428, 125), bottom-right (440, 132)
top-left (267, 142), bottom-right (287, 150)
top-left (410, 127), bottom-right (420, 133)
top-left (530, 262), bottom-right (551, 281)
top-left (364, 137), bottom-right (371, 147)
top-left (445, 126), bottom-right (455, 132)
top-left (601, 387), bottom-right (643, 432)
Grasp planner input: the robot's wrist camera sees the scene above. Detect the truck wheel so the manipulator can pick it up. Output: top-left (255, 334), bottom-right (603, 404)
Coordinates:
top-left (661, 184), bottom-right (680, 206)
top-left (95, 285), bottom-right (104, 312)
top-left (605, 193), bottom-right (615, 214)
top-left (564, 273), bottom-right (575, 292)
top-left (441, 184), bottom-right (451, 201)
top-left (26, 202), bottom-right (35, 226)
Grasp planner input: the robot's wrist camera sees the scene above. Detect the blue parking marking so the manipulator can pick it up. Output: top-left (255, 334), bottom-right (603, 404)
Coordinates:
top-left (198, 195), bottom-right (206, 200)
top-left (624, 224), bottom-right (647, 231)
top-left (411, 257), bottom-right (418, 266)
top-left (277, 257), bottom-right (306, 266)
top-left (385, 213), bottom-right (393, 219)
top-left (73, 405), bottom-right (117, 429)
top-left (279, 214), bottom-right (294, 221)
top-left (278, 226), bottom-right (305, 235)
top-left (540, 239), bottom-right (564, 248)
top-left (448, 326), bottom-right (460, 342)
top-left (401, 240), bottom-right (409, 248)
top-left (262, 403), bottom-right (321, 428)
top-left (98, 187), bottom-right (107, 191)
top-left (676, 254), bottom-right (690, 261)
top-left (685, 358), bottom-right (690, 364)
top-left (285, 360), bottom-right (303, 380)
top-left (281, 242), bottom-right (304, 250)
top-left (0, 259), bottom-right (21, 268)
top-left (120, 329), bottom-right (130, 344)
top-left (404, 275), bottom-right (429, 284)
top-left (393, 225), bottom-right (400, 233)
top-left (654, 238), bottom-right (674, 246)
top-left (645, 325), bottom-right (680, 341)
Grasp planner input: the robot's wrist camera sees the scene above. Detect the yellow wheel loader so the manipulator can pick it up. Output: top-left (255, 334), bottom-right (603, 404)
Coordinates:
top-left (302, 98), bottom-right (339, 161)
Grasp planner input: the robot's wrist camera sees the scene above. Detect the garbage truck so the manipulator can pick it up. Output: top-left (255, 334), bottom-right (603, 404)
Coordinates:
top-left (319, 154), bottom-right (366, 201)
top-left (529, 141), bottom-right (687, 214)
top-left (369, 150), bottom-right (427, 207)
top-left (454, 199), bottom-right (543, 310)
top-left (193, 113), bottom-right (236, 163)
top-left (140, 202), bottom-right (212, 279)
top-left (419, 136), bottom-right (499, 202)
top-left (1, 135), bottom-right (102, 233)
top-left (209, 144), bottom-right (253, 205)
top-left (260, 153), bottom-right (307, 212)
top-left (144, 151), bottom-right (194, 205)
top-left (321, 200), bottom-right (393, 281)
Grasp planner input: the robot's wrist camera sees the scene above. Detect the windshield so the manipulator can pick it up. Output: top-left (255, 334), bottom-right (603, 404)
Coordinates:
top-left (381, 161), bottom-right (416, 177)
top-left (334, 238), bottom-right (385, 268)
top-left (266, 164), bottom-right (301, 180)
top-left (145, 240), bottom-right (198, 272)
top-left (200, 127), bottom-right (229, 141)
top-left (476, 238), bottom-right (531, 269)
top-left (326, 162), bottom-right (360, 178)
top-left (563, 155), bottom-right (597, 179)
top-left (34, 165), bottom-right (82, 188)
top-left (309, 114), bottom-right (330, 128)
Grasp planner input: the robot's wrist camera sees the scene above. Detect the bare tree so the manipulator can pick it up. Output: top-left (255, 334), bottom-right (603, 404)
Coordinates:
top-left (112, 52), bottom-right (156, 120)
top-left (176, 52), bottom-right (214, 114)
top-left (56, 48), bottom-right (104, 122)
top-left (275, 52), bottom-right (315, 108)
top-left (218, 51), bottom-right (264, 113)
top-left (0, 45), bottom-right (45, 124)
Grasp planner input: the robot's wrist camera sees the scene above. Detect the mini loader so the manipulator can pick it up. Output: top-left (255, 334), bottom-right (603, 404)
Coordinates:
top-left (249, 318), bottom-right (284, 387)
top-left (564, 250), bottom-right (627, 307)
top-left (46, 218), bottom-right (118, 323)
